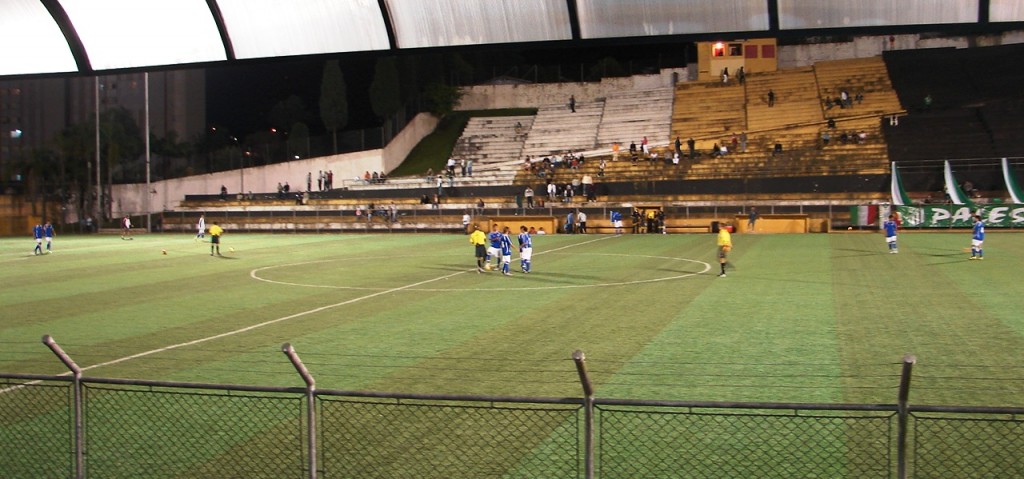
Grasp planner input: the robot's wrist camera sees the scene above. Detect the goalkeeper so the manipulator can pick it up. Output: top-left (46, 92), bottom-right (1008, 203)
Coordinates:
top-left (717, 224), bottom-right (732, 277)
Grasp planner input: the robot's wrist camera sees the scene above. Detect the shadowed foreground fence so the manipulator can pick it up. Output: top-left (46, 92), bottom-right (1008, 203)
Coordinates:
top-left (1, 342), bottom-right (1022, 479)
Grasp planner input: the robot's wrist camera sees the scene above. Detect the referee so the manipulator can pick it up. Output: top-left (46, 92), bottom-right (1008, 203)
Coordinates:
top-left (469, 224), bottom-right (487, 273)
top-left (209, 222), bottom-right (224, 256)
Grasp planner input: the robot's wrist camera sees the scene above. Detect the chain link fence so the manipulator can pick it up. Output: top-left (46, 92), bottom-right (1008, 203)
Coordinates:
top-left (2, 349), bottom-right (1024, 478)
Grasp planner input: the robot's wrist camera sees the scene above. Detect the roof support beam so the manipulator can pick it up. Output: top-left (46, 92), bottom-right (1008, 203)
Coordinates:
top-left (40, 0), bottom-right (91, 72)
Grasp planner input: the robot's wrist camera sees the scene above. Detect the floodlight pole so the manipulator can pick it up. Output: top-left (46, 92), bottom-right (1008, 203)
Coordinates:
top-left (573, 350), bottom-right (595, 479)
top-left (144, 72), bottom-right (151, 232)
top-left (43, 335), bottom-right (84, 479)
top-left (896, 353), bottom-right (916, 479)
top-left (283, 344), bottom-right (318, 479)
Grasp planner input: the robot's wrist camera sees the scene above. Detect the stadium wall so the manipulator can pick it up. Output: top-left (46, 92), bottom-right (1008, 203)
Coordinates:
top-left (779, 30), bottom-right (1024, 67)
top-left (109, 113), bottom-right (439, 218)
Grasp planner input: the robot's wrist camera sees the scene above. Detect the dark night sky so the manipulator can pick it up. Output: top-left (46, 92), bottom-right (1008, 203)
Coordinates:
top-left (205, 55), bottom-right (376, 138)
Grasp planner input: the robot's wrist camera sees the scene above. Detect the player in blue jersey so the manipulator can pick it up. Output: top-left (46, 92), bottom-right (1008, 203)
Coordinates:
top-left (517, 226), bottom-right (533, 273)
top-left (44, 222), bottom-right (55, 253)
top-left (32, 223), bottom-right (43, 255)
top-left (500, 226), bottom-right (514, 275)
top-left (611, 210), bottom-right (623, 234)
top-left (486, 223), bottom-right (503, 270)
top-left (883, 214), bottom-right (899, 254)
top-left (969, 214), bottom-right (985, 260)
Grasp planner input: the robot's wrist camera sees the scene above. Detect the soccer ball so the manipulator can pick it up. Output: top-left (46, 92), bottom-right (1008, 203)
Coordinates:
top-left (161, 249), bottom-right (167, 255)
top-left (229, 247), bottom-right (235, 252)
top-left (847, 226), bottom-right (853, 230)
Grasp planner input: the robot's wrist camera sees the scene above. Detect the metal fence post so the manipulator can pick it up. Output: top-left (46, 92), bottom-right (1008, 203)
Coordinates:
top-left (572, 350), bottom-right (595, 479)
top-left (282, 344), bottom-right (317, 479)
top-left (897, 353), bottom-right (916, 479)
top-left (42, 335), bottom-right (84, 479)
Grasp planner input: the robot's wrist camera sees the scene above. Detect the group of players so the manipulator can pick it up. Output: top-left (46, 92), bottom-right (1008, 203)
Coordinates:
top-left (31, 222), bottom-right (55, 255)
top-left (469, 223), bottom-right (532, 275)
top-left (882, 212), bottom-right (986, 259)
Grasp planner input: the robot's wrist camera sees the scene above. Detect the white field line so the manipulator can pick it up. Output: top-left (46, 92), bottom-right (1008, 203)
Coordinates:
top-left (1, 235), bottom-right (615, 393)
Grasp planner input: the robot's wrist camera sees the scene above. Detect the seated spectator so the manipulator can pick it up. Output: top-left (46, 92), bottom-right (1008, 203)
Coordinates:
top-left (857, 131), bottom-right (867, 143)
top-left (824, 97), bottom-right (834, 110)
top-left (514, 121), bottom-right (523, 135)
top-left (840, 132), bottom-right (849, 144)
top-left (363, 171), bottom-right (371, 184)
top-left (855, 92), bottom-right (864, 104)
top-left (827, 118), bottom-right (836, 129)
top-left (421, 194), bottom-right (430, 205)
top-left (371, 171), bottom-right (379, 184)
top-left (773, 143), bottom-right (783, 156)
top-left (711, 143), bottom-right (721, 157)
top-left (822, 131), bottom-right (831, 146)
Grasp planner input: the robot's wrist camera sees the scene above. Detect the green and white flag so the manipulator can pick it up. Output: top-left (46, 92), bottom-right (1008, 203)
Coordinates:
top-left (943, 160), bottom-right (973, 206)
top-left (1003, 158), bottom-right (1024, 204)
top-left (890, 162), bottom-right (912, 206)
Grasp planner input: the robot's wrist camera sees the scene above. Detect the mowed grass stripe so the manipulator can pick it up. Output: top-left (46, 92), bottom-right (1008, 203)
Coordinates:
top-left (600, 234), bottom-right (846, 403)
top-left (830, 232), bottom-right (1024, 406)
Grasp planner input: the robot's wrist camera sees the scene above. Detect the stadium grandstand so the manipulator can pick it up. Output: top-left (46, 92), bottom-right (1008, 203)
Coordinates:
top-left (3, 1), bottom-right (1024, 236)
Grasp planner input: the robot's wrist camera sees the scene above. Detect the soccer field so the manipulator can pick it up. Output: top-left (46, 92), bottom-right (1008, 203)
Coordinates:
top-left (1, 231), bottom-right (1022, 408)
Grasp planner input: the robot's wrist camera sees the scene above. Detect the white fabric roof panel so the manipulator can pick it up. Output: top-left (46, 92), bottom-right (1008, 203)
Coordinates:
top-left (217, 0), bottom-right (390, 59)
top-left (385, 0), bottom-right (571, 48)
top-left (57, 0), bottom-right (226, 70)
top-left (0, 0), bottom-right (78, 75)
top-left (778, 0), bottom-right (979, 29)
top-left (577, 0), bottom-right (770, 38)
top-left (990, 0), bottom-right (1024, 22)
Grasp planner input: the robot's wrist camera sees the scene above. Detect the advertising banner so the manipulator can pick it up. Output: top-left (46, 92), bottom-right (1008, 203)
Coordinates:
top-left (895, 205), bottom-right (1024, 228)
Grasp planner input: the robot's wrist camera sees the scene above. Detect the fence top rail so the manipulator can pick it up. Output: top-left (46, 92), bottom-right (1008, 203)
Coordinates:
top-left (81, 375), bottom-right (306, 395)
top-left (0, 372), bottom-right (73, 383)
top-left (910, 404), bottom-right (1024, 415)
top-left (595, 397), bottom-right (900, 412)
top-left (315, 387), bottom-right (584, 406)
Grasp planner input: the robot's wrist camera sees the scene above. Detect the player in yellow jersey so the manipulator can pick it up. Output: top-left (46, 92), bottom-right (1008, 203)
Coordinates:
top-left (209, 222), bottom-right (224, 256)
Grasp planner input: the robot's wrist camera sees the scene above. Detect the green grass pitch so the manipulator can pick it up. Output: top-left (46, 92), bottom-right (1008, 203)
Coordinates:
top-left (2, 231), bottom-right (1023, 407)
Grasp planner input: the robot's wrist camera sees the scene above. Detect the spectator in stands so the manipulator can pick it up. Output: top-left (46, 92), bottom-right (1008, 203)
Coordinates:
top-left (318, 170), bottom-right (324, 191)
top-left (524, 186), bottom-right (534, 208)
top-left (641, 136), bottom-right (650, 156)
top-left (740, 132), bottom-right (748, 153)
top-left (563, 182), bottom-right (574, 203)
top-left (569, 95), bottom-right (576, 113)
top-left (277, 182), bottom-right (284, 199)
top-left (460, 159), bottom-right (467, 177)
top-left (612, 142), bottom-right (620, 161)
top-left (923, 94), bottom-right (933, 110)
top-left (446, 157), bottom-right (456, 175)
top-left (737, 66), bottom-right (746, 85)
top-left (421, 194), bottom-right (430, 205)
top-left (437, 175), bottom-right (444, 197)
top-left (672, 152), bottom-right (680, 166)
top-left (463, 211), bottom-right (471, 234)
top-left (379, 171), bottom-right (388, 183)
top-left (731, 134), bottom-right (739, 152)
top-left (565, 211), bottom-right (574, 234)
top-left (547, 181), bottom-right (557, 201)
top-left (371, 171), bottom-right (379, 184)
top-left (711, 143), bottom-right (722, 157)
top-left (767, 89), bottom-right (776, 107)
top-left (687, 138), bottom-right (696, 159)
top-left (514, 121), bottom-right (523, 135)
top-left (364, 171), bottom-right (371, 184)
top-left (825, 97), bottom-right (835, 110)
top-left (822, 131), bottom-right (831, 146)
top-left (327, 170), bottom-right (334, 190)
top-left (284, 182), bottom-right (290, 194)
top-left (855, 92), bottom-right (864, 104)
top-left (466, 158), bottom-right (474, 176)
top-left (857, 131), bottom-right (867, 144)
top-left (432, 195), bottom-right (440, 210)
top-left (629, 140), bottom-right (637, 156)
top-left (721, 67), bottom-right (729, 84)
top-left (631, 149), bottom-right (640, 165)
top-left (582, 174), bottom-right (593, 201)
top-left (220, 185), bottom-right (227, 200)
top-left (425, 168), bottom-right (434, 183)
top-left (675, 137), bottom-right (682, 157)
top-left (827, 118), bottom-right (836, 129)
top-left (839, 132), bottom-right (850, 144)
top-left (773, 142), bottom-right (783, 156)
top-left (598, 158), bottom-right (606, 177)
top-left (840, 90), bottom-right (850, 108)
top-left (307, 172), bottom-right (312, 192)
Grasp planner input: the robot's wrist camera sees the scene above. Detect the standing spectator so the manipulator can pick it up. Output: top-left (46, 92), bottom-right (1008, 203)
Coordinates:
top-left (598, 158), bottom-right (606, 178)
top-left (731, 134), bottom-right (739, 153)
top-left (566, 211), bottom-right (575, 234)
top-left (466, 158), bottom-right (474, 177)
top-left (569, 95), bottom-right (576, 113)
top-left (547, 181), bottom-right (557, 201)
top-left (581, 174), bottom-right (594, 201)
top-left (317, 170), bottom-right (323, 191)
top-left (747, 207), bottom-right (758, 233)
top-left (641, 136), bottom-right (650, 156)
top-left (196, 214), bottom-right (206, 241)
top-left (328, 170), bottom-right (334, 190)
top-left (717, 223), bottom-right (732, 277)
top-left (446, 157), bottom-right (456, 175)
top-left (674, 137), bottom-right (682, 157)
top-left (209, 222), bottom-right (223, 256)
top-left (219, 185), bottom-right (227, 200)
top-left (306, 172), bottom-right (312, 192)
top-left (462, 211), bottom-right (471, 234)
top-left (737, 66), bottom-right (746, 84)
top-left (32, 223), bottom-right (44, 255)
top-left (578, 210), bottom-right (588, 234)
top-left (470, 224), bottom-right (487, 273)
top-left (612, 142), bottom-right (620, 161)
top-left (767, 89), bottom-right (776, 107)
top-left (121, 216), bottom-right (132, 240)
top-left (515, 193), bottom-right (523, 211)
top-left (687, 138), bottom-right (696, 159)
top-left (44, 222), bottom-right (55, 253)
top-left (740, 131), bottom-right (748, 152)
top-left (524, 186), bottom-right (534, 208)
top-left (460, 159), bottom-right (467, 177)
top-left (277, 182), bottom-right (284, 199)
top-left (721, 67), bottom-right (729, 84)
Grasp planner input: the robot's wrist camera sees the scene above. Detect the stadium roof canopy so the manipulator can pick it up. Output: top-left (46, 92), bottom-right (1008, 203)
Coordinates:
top-left (1, 0), bottom-right (1021, 77)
